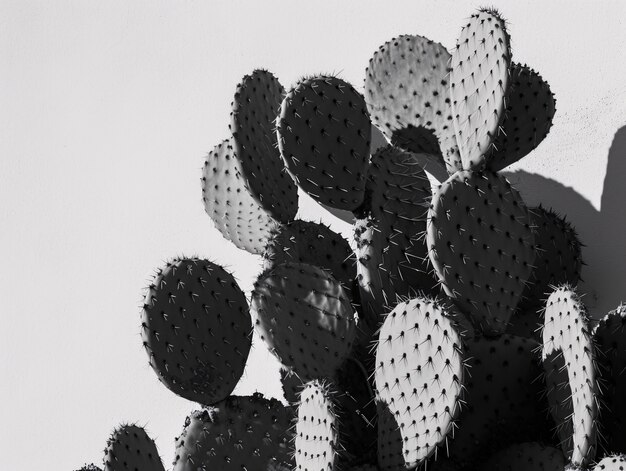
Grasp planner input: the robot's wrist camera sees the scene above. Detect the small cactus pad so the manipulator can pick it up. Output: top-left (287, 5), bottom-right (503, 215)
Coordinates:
top-left (488, 63), bottom-right (556, 171)
top-left (427, 170), bottom-right (535, 335)
top-left (592, 455), bottom-right (626, 471)
top-left (355, 146), bottom-right (437, 334)
top-left (75, 465), bottom-right (102, 471)
top-left (593, 303), bottom-right (626, 453)
top-left (141, 257), bottom-right (251, 405)
top-left (277, 75), bottom-right (371, 211)
top-left (104, 424), bottom-right (165, 471)
top-left (364, 35), bottom-right (460, 174)
top-left (252, 262), bottom-right (357, 380)
top-left (173, 394), bottom-right (293, 471)
top-left (542, 285), bottom-right (599, 466)
top-left (295, 380), bottom-right (340, 471)
top-left (202, 138), bottom-right (278, 254)
top-left (230, 69), bottom-right (298, 222)
top-left (262, 219), bottom-right (356, 288)
top-left (450, 8), bottom-right (511, 170)
top-left (519, 206), bottom-right (582, 312)
top-left (478, 442), bottom-right (565, 471)
top-left (375, 297), bottom-right (466, 467)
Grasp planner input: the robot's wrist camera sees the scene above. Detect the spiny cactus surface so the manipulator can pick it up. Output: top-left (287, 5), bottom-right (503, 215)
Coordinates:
top-left (103, 424), bottom-right (165, 471)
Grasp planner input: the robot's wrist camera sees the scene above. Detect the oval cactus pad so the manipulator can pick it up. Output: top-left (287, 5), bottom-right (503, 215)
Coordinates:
top-left (277, 75), bottom-right (371, 211)
top-left (427, 170), bottom-right (535, 335)
top-left (541, 285), bottom-right (599, 467)
top-left (230, 69), bottom-right (298, 223)
top-left (375, 297), bottom-right (466, 467)
top-left (202, 138), bottom-right (279, 255)
top-left (252, 262), bottom-right (356, 380)
top-left (450, 8), bottom-right (511, 170)
top-left (104, 424), bottom-right (165, 471)
top-left (141, 257), bottom-right (252, 405)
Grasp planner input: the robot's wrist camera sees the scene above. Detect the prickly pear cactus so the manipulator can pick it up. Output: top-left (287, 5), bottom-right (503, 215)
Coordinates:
top-left (103, 424), bottom-right (165, 471)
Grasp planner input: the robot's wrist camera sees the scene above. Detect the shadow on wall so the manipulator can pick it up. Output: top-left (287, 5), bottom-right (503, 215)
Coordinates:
top-left (505, 125), bottom-right (626, 318)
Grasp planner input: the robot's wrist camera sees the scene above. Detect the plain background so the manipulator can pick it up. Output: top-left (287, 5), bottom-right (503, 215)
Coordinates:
top-left (1, 1), bottom-right (625, 469)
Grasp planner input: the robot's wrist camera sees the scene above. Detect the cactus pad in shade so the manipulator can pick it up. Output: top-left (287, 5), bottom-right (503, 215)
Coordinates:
top-left (141, 257), bottom-right (251, 405)
top-left (427, 170), bottom-right (535, 335)
top-left (488, 63), bottom-right (556, 172)
top-left (252, 262), bottom-right (357, 381)
top-left (374, 297), bottom-right (466, 467)
top-left (262, 219), bottom-right (356, 288)
top-left (173, 393), bottom-right (293, 471)
top-left (541, 285), bottom-right (599, 467)
top-left (230, 69), bottom-right (298, 223)
top-left (364, 35), bottom-right (461, 174)
top-left (592, 455), bottom-right (626, 470)
top-left (75, 465), bottom-right (102, 471)
top-left (294, 380), bottom-right (340, 471)
top-left (593, 303), bottom-right (626, 453)
top-left (450, 8), bottom-right (511, 170)
top-left (477, 442), bottom-right (565, 471)
top-left (519, 206), bottom-right (582, 312)
top-left (202, 138), bottom-right (279, 255)
top-left (354, 146), bottom-right (437, 334)
top-left (277, 75), bottom-right (371, 211)
top-left (103, 424), bottom-right (165, 471)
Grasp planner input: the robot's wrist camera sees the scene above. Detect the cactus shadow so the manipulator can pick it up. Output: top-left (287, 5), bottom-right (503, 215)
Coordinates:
top-left (504, 125), bottom-right (626, 318)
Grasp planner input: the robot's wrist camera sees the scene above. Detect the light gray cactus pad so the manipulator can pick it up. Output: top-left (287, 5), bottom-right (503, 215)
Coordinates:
top-left (427, 170), bottom-right (535, 335)
top-left (202, 138), bottom-right (279, 254)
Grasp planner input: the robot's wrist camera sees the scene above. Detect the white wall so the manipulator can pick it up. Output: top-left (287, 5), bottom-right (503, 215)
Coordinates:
top-left (1, 1), bottom-right (624, 469)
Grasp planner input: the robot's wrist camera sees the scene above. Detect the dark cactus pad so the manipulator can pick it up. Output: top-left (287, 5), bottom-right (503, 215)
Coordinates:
top-left (541, 285), bottom-right (599, 467)
top-left (230, 69), bottom-right (298, 223)
top-left (75, 465), bottom-right (102, 471)
top-left (202, 138), bottom-right (279, 254)
top-left (103, 424), bottom-right (165, 471)
top-left (364, 34), bottom-right (460, 174)
top-left (355, 145), bottom-right (438, 335)
top-left (427, 170), bottom-right (535, 336)
top-left (593, 303), bottom-right (626, 455)
top-left (141, 257), bottom-right (251, 405)
top-left (519, 206), bottom-right (582, 312)
top-left (477, 442), bottom-right (566, 471)
top-left (375, 297), bottom-right (466, 468)
top-left (488, 63), bottom-right (556, 172)
top-left (277, 75), bottom-right (371, 211)
top-left (173, 394), bottom-right (293, 471)
top-left (450, 8), bottom-right (511, 170)
top-left (252, 262), bottom-right (357, 381)
top-left (262, 219), bottom-right (356, 288)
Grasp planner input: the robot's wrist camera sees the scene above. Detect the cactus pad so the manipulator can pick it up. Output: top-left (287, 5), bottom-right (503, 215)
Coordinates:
top-left (202, 138), bottom-right (278, 254)
top-left (427, 170), bottom-right (535, 335)
top-left (294, 380), bottom-right (340, 471)
top-left (262, 219), bottom-right (356, 288)
top-left (374, 297), bottom-right (466, 467)
top-left (278, 75), bottom-right (371, 211)
top-left (592, 455), bottom-right (626, 471)
top-left (450, 8), bottom-right (511, 170)
top-left (230, 69), bottom-right (298, 222)
top-left (488, 63), bottom-right (556, 171)
top-left (364, 35), bottom-right (460, 174)
top-left (252, 262), bottom-right (356, 380)
top-left (541, 285), bottom-right (599, 466)
top-left (141, 257), bottom-right (251, 405)
top-left (173, 394), bottom-right (293, 471)
top-left (478, 442), bottom-right (565, 471)
top-left (104, 424), bottom-right (165, 471)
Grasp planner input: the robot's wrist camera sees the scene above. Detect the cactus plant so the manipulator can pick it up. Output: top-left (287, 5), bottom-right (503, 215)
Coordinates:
top-left (103, 424), bottom-right (165, 471)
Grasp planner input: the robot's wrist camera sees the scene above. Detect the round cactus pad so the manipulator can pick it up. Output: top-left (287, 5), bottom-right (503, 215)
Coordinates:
top-left (230, 69), bottom-right (298, 223)
top-left (141, 258), bottom-right (252, 405)
top-left (278, 75), bottom-right (371, 211)
top-left (173, 394), bottom-right (293, 471)
top-left (202, 138), bottom-right (278, 255)
top-left (104, 424), bottom-right (165, 471)
top-left (375, 297), bottom-right (466, 467)
top-left (450, 8), bottom-right (511, 170)
top-left (542, 285), bottom-right (599, 467)
top-left (295, 380), bottom-right (340, 471)
top-left (252, 262), bottom-right (356, 380)
top-left (592, 455), bottom-right (626, 471)
top-left (427, 170), bottom-right (535, 335)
